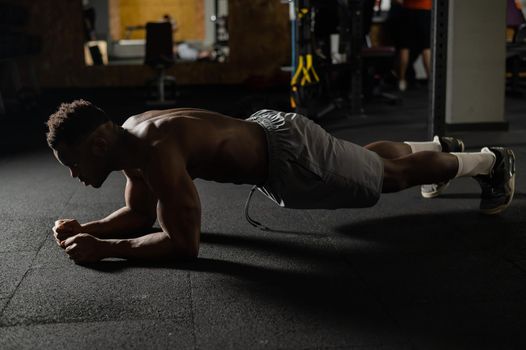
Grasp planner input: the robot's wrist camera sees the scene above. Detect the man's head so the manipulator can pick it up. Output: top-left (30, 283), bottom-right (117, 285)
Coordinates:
top-left (47, 99), bottom-right (116, 188)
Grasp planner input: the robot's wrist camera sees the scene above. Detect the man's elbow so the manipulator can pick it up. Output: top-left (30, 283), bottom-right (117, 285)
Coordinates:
top-left (179, 238), bottom-right (199, 259)
top-left (171, 238), bottom-right (199, 260)
top-left (184, 245), bottom-right (199, 259)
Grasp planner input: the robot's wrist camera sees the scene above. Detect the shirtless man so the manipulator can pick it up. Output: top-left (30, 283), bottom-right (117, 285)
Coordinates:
top-left (48, 100), bottom-right (516, 263)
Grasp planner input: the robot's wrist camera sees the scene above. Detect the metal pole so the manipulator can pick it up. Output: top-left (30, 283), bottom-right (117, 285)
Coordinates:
top-left (214, 0), bottom-right (219, 43)
top-left (429, 0), bottom-right (449, 138)
top-left (349, 0), bottom-right (363, 116)
top-left (290, 0), bottom-right (297, 74)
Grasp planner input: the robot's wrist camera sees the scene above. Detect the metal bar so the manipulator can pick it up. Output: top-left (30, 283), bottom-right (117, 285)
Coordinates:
top-left (214, 0), bottom-right (219, 44)
top-left (349, 0), bottom-right (363, 116)
top-left (290, 0), bottom-right (297, 74)
top-left (429, 0), bottom-right (449, 138)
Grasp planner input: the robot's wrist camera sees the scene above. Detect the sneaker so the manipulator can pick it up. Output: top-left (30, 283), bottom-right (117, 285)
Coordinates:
top-left (475, 147), bottom-right (516, 215)
top-left (398, 80), bottom-right (407, 92)
top-left (421, 136), bottom-right (465, 198)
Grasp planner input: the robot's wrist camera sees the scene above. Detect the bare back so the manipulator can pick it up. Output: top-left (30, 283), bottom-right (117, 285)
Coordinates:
top-left (122, 108), bottom-right (268, 185)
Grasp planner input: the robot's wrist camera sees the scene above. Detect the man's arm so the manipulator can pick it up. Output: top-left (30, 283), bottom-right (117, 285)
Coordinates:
top-left (80, 171), bottom-right (158, 238)
top-left (104, 164), bottom-right (201, 260)
top-left (54, 172), bottom-right (157, 244)
top-left (64, 146), bottom-right (201, 262)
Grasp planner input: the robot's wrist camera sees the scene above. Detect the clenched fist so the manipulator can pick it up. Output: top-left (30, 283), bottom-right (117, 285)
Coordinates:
top-left (63, 233), bottom-right (105, 263)
top-left (53, 219), bottom-right (83, 247)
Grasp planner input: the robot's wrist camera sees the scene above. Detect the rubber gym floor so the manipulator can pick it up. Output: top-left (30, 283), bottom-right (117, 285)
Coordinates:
top-left (0, 86), bottom-right (525, 349)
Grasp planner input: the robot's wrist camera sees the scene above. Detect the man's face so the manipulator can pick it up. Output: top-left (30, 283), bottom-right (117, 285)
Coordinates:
top-left (53, 139), bottom-right (110, 188)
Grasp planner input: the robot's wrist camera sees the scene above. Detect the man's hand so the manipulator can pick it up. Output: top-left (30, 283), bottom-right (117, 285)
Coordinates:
top-left (53, 219), bottom-right (83, 247)
top-left (63, 233), bottom-right (106, 263)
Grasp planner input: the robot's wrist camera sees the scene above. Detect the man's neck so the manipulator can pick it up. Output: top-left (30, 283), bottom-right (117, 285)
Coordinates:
top-left (111, 128), bottom-right (148, 171)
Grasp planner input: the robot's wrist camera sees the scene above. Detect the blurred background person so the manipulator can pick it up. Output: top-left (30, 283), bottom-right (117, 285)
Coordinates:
top-left (397, 0), bottom-right (432, 91)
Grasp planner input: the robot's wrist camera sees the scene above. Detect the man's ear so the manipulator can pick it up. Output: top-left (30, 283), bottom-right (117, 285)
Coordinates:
top-left (91, 137), bottom-right (109, 157)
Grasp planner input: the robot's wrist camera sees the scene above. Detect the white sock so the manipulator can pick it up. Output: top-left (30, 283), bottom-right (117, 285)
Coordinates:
top-left (452, 148), bottom-right (496, 178)
top-left (404, 136), bottom-right (442, 153)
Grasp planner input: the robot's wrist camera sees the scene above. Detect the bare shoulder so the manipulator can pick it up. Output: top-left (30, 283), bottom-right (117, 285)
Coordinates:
top-left (142, 141), bottom-right (190, 195)
top-left (121, 110), bottom-right (162, 129)
top-left (123, 110), bottom-right (200, 133)
top-left (121, 140), bottom-right (186, 192)
top-left (122, 108), bottom-right (222, 126)
top-left (122, 114), bottom-right (191, 153)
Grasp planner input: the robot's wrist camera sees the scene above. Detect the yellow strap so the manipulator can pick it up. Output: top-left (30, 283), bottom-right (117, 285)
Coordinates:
top-left (291, 55), bottom-right (304, 86)
top-left (300, 56), bottom-right (313, 86)
top-left (290, 86), bottom-right (298, 108)
top-left (305, 54), bottom-right (320, 82)
top-left (297, 8), bottom-right (309, 19)
top-left (293, 54), bottom-right (319, 86)
top-left (300, 75), bottom-right (310, 86)
top-left (300, 65), bottom-right (311, 85)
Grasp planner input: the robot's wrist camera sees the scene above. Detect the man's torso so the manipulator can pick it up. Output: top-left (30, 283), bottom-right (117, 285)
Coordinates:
top-left (121, 108), bottom-right (268, 185)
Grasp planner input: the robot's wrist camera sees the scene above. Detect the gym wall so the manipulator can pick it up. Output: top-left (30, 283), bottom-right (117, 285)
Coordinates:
top-left (116, 0), bottom-right (204, 41)
top-left (7, 0), bottom-right (290, 87)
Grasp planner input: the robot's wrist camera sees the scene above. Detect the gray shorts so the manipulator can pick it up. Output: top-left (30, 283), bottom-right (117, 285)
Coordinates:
top-left (246, 110), bottom-right (384, 209)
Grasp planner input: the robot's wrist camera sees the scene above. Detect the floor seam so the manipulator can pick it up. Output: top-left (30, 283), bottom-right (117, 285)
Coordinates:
top-left (0, 188), bottom-right (78, 319)
top-left (0, 315), bottom-right (190, 328)
top-left (0, 249), bottom-right (46, 254)
top-left (188, 271), bottom-right (198, 350)
top-left (0, 265), bottom-right (33, 318)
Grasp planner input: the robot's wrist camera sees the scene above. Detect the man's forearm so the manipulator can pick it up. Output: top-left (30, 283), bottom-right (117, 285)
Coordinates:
top-left (81, 207), bottom-right (155, 239)
top-left (100, 231), bottom-right (197, 261)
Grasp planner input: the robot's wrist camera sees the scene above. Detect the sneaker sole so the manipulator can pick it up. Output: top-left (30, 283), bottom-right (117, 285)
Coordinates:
top-left (421, 182), bottom-right (451, 198)
top-left (480, 149), bottom-right (516, 215)
top-left (480, 174), bottom-right (515, 215)
top-left (420, 139), bottom-right (465, 198)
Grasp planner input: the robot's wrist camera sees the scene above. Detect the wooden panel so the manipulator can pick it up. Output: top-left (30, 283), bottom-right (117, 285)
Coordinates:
top-left (229, 0), bottom-right (290, 70)
top-left (118, 0), bottom-right (204, 41)
top-left (109, 0), bottom-right (121, 41)
top-left (9, 0), bottom-right (290, 87)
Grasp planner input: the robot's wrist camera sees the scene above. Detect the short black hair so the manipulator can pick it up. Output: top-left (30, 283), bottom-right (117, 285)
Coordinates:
top-left (46, 99), bottom-right (110, 148)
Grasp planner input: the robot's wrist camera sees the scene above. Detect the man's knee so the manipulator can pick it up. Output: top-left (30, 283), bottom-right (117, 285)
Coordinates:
top-left (382, 158), bottom-right (410, 193)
